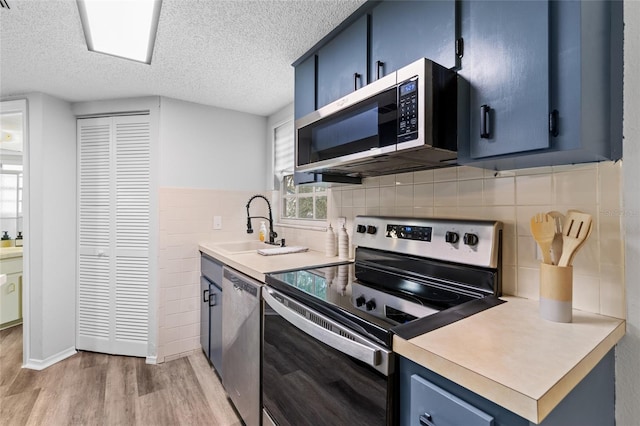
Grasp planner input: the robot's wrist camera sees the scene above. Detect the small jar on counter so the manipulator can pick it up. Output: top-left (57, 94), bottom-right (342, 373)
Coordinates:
top-left (14, 232), bottom-right (23, 247)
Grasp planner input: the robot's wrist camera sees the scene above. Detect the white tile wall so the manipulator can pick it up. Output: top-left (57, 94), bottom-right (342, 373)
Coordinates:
top-left (157, 161), bottom-right (625, 361)
top-left (295, 161), bottom-right (626, 319)
top-left (157, 187), bottom-right (269, 362)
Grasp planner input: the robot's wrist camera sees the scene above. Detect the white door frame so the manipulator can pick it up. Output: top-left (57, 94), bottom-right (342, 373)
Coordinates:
top-left (0, 99), bottom-right (30, 364)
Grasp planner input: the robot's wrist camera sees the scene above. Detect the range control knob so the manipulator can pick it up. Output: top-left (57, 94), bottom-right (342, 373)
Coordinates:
top-left (356, 225), bottom-right (367, 234)
top-left (355, 295), bottom-right (366, 307)
top-left (365, 299), bottom-right (376, 311)
top-left (463, 233), bottom-right (479, 246)
top-left (366, 225), bottom-right (377, 235)
top-left (445, 231), bottom-right (459, 244)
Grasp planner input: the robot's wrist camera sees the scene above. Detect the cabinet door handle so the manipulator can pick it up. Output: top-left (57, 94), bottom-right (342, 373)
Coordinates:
top-left (202, 289), bottom-right (209, 303)
top-left (209, 293), bottom-right (217, 307)
top-left (549, 109), bottom-right (559, 137)
top-left (419, 413), bottom-right (436, 426)
top-left (376, 61), bottom-right (384, 80)
top-left (353, 72), bottom-right (361, 91)
top-left (480, 104), bottom-right (491, 139)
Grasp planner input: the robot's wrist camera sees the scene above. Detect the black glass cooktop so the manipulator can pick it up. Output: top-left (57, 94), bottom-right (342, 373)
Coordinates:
top-left (266, 262), bottom-right (394, 346)
top-left (265, 248), bottom-right (500, 348)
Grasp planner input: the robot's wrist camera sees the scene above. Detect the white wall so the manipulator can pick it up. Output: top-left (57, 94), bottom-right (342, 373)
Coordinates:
top-left (24, 93), bottom-right (77, 367)
top-left (159, 98), bottom-right (268, 190)
top-left (618, 2), bottom-right (640, 423)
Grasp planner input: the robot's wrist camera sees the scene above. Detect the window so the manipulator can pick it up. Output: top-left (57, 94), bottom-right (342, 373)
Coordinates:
top-left (281, 175), bottom-right (327, 220)
top-left (0, 165), bottom-right (23, 236)
top-left (273, 120), bottom-right (327, 223)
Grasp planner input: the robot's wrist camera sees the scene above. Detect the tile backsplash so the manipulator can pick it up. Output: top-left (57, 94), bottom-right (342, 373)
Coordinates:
top-left (281, 161), bottom-right (626, 320)
top-left (157, 187), bottom-right (269, 363)
top-left (157, 161), bottom-right (625, 362)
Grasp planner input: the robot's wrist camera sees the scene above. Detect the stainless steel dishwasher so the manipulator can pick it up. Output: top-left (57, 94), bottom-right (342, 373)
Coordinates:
top-left (222, 266), bottom-right (261, 426)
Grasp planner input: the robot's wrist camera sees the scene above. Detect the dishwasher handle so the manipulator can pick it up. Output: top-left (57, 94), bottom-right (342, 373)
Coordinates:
top-left (263, 287), bottom-right (389, 373)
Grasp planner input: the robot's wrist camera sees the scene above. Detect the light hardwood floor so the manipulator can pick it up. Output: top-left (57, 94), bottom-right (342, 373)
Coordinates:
top-left (0, 325), bottom-right (241, 426)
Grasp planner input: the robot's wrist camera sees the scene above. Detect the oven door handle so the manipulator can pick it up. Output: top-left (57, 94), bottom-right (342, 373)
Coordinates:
top-left (263, 287), bottom-right (383, 369)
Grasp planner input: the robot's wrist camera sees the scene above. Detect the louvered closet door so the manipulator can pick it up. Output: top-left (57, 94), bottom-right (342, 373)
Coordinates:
top-left (77, 115), bottom-right (151, 357)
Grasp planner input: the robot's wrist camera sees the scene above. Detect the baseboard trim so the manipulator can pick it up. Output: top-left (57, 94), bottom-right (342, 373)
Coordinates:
top-left (146, 355), bottom-right (158, 365)
top-left (23, 347), bottom-right (77, 370)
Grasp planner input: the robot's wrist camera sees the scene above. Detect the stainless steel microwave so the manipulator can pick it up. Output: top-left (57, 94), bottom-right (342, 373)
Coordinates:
top-left (295, 58), bottom-right (463, 178)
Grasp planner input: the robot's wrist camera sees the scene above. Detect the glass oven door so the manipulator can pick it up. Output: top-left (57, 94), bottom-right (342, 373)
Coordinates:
top-left (262, 286), bottom-right (393, 426)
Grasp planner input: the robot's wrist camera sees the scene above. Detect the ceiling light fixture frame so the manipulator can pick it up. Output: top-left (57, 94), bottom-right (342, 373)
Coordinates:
top-left (76, 0), bottom-right (162, 65)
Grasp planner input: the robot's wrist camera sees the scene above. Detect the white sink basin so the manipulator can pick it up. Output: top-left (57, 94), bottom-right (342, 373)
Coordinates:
top-left (213, 240), bottom-right (273, 254)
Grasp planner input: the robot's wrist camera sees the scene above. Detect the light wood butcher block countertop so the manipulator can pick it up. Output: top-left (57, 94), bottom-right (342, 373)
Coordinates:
top-left (393, 296), bottom-right (625, 424)
top-left (199, 241), bottom-right (349, 282)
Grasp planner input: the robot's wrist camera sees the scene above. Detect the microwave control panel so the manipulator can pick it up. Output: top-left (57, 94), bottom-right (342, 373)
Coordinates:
top-left (398, 78), bottom-right (418, 141)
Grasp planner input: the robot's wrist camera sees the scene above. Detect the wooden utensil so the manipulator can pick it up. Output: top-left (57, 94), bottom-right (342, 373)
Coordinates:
top-left (547, 211), bottom-right (565, 265)
top-left (558, 210), bottom-right (593, 267)
top-left (567, 220), bottom-right (593, 266)
top-left (530, 213), bottom-right (555, 265)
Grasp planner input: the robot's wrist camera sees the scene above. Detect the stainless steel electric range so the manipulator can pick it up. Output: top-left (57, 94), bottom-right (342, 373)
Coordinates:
top-left (262, 216), bottom-right (503, 426)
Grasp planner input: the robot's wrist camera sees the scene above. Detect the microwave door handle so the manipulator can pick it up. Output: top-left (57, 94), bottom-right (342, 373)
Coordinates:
top-left (263, 288), bottom-right (381, 368)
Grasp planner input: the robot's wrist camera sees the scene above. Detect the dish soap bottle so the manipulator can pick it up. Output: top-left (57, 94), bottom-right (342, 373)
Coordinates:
top-left (1, 231), bottom-right (10, 248)
top-left (259, 221), bottom-right (267, 242)
top-left (338, 224), bottom-right (349, 259)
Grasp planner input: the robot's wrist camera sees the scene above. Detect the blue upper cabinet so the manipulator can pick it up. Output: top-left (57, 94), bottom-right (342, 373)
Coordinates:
top-left (460, 0), bottom-right (550, 159)
top-left (294, 55), bottom-right (316, 119)
top-left (458, 0), bottom-right (623, 169)
top-left (316, 15), bottom-right (368, 110)
top-left (293, 0), bottom-right (622, 170)
top-left (370, 0), bottom-right (457, 81)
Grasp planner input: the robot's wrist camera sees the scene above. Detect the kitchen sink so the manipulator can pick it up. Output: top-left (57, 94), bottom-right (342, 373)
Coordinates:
top-left (213, 240), bottom-right (273, 254)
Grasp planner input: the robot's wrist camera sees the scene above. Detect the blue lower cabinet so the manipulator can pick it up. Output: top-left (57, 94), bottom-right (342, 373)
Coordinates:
top-left (200, 254), bottom-right (224, 376)
top-left (398, 349), bottom-right (615, 426)
top-left (410, 374), bottom-right (494, 426)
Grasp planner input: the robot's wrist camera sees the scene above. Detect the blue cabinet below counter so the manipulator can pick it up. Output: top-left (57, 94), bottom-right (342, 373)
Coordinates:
top-left (200, 253), bottom-right (224, 376)
top-left (398, 350), bottom-right (615, 426)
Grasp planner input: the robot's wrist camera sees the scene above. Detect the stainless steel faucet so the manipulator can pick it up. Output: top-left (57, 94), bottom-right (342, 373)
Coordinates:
top-left (246, 194), bottom-right (278, 245)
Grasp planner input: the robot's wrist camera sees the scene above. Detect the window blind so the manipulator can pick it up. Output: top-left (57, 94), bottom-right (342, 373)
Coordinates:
top-left (273, 120), bottom-right (294, 179)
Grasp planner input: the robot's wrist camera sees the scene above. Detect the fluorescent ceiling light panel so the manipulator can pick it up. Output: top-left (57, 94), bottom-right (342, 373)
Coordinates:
top-left (77, 0), bottom-right (162, 64)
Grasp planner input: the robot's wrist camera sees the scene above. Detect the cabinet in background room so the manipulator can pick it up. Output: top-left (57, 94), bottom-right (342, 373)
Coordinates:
top-left (0, 254), bottom-right (23, 328)
top-left (200, 254), bottom-right (223, 375)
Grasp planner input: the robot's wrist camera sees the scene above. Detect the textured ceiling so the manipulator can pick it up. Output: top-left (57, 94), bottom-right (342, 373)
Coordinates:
top-left (0, 0), bottom-right (367, 116)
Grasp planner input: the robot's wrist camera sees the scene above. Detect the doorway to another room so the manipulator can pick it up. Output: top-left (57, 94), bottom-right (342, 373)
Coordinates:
top-left (0, 99), bottom-right (26, 347)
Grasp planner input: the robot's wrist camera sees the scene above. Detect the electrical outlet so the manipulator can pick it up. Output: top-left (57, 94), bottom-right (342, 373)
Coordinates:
top-left (338, 216), bottom-right (347, 227)
top-left (213, 216), bottom-right (222, 230)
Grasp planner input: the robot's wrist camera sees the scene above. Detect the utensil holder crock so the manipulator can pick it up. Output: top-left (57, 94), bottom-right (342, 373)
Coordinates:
top-left (539, 263), bottom-right (573, 323)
